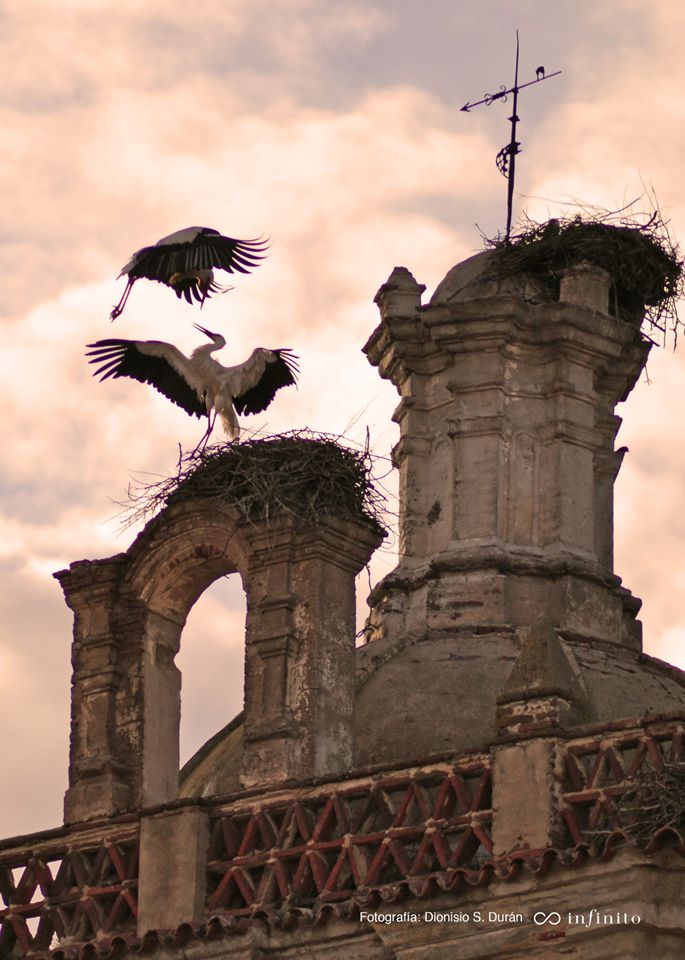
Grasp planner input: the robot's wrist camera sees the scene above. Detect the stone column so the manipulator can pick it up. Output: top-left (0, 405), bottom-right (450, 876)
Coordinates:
top-left (137, 803), bottom-right (209, 934)
top-left (364, 257), bottom-right (650, 649)
top-left (240, 516), bottom-right (383, 789)
top-left (55, 556), bottom-right (132, 823)
top-left (492, 617), bottom-right (588, 855)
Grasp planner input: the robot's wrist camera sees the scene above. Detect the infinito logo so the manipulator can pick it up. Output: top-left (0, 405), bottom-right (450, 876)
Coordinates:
top-left (533, 911), bottom-right (562, 926)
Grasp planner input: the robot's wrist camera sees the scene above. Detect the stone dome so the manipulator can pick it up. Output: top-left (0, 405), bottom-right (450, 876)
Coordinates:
top-left (180, 629), bottom-right (685, 798)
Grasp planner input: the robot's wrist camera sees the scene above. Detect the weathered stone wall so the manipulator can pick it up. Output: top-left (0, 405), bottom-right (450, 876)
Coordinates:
top-left (240, 515), bottom-right (382, 788)
top-left (364, 259), bottom-right (648, 651)
top-left (56, 496), bottom-right (381, 824)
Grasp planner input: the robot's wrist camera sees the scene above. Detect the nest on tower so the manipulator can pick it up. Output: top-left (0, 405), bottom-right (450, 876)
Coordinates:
top-left (485, 207), bottom-right (684, 340)
top-left (587, 761), bottom-right (685, 851)
top-left (121, 430), bottom-right (389, 534)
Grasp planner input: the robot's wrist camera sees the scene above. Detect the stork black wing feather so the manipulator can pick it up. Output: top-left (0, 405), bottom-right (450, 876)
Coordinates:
top-left (212, 236), bottom-right (269, 274)
top-left (125, 245), bottom-right (163, 281)
top-left (233, 350), bottom-right (299, 416)
top-left (86, 340), bottom-right (207, 418)
top-left (120, 230), bottom-right (268, 292)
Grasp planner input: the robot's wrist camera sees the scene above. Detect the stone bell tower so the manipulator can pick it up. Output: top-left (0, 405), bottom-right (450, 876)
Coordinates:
top-left (365, 255), bottom-right (646, 652)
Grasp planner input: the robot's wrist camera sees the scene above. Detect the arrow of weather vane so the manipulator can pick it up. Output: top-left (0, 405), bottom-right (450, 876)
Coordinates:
top-left (461, 31), bottom-right (561, 242)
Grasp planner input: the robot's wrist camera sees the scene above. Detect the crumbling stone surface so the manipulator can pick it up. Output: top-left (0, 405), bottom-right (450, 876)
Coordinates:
top-left (56, 492), bottom-right (381, 823)
top-left (365, 258), bottom-right (649, 649)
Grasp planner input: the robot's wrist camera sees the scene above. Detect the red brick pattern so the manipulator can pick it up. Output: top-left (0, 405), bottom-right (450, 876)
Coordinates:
top-left (560, 720), bottom-right (685, 844)
top-left (2, 718), bottom-right (684, 957)
top-left (206, 761), bottom-right (493, 916)
top-left (0, 836), bottom-right (138, 956)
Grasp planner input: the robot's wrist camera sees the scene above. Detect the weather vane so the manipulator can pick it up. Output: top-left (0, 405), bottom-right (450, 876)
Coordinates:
top-left (461, 30), bottom-right (561, 243)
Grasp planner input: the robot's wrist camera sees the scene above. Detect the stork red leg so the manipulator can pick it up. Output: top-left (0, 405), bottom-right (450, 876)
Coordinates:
top-left (190, 411), bottom-right (217, 455)
top-left (110, 280), bottom-right (134, 321)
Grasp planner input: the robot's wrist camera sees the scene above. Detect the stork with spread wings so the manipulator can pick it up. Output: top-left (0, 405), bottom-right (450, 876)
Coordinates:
top-left (87, 324), bottom-right (298, 446)
top-left (110, 227), bottom-right (268, 320)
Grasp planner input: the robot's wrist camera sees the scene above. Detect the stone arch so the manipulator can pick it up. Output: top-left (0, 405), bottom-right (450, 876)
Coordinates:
top-left (125, 499), bottom-right (250, 621)
top-left (123, 500), bottom-right (253, 813)
top-left (57, 488), bottom-right (383, 824)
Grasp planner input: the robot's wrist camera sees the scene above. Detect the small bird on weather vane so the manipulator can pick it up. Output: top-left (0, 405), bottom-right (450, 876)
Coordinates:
top-left (461, 32), bottom-right (561, 243)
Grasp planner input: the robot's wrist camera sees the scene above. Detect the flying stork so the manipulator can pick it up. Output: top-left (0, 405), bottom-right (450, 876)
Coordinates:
top-left (86, 324), bottom-right (298, 444)
top-left (110, 227), bottom-right (268, 320)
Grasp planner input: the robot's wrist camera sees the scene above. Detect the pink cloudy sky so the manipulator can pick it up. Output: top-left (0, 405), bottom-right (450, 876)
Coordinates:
top-left (1, 0), bottom-right (684, 839)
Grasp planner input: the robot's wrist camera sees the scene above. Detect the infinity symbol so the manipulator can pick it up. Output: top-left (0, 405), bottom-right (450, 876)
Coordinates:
top-left (533, 911), bottom-right (562, 926)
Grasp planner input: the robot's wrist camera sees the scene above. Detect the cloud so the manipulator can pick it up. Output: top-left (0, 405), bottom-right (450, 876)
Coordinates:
top-left (614, 349), bottom-right (685, 660)
top-left (0, 565), bottom-right (70, 835)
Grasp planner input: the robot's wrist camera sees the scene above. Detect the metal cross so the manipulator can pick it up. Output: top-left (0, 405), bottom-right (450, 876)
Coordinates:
top-left (461, 31), bottom-right (561, 242)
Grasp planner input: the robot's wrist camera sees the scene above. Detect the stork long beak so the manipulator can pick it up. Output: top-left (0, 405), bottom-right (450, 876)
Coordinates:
top-left (193, 322), bottom-right (215, 339)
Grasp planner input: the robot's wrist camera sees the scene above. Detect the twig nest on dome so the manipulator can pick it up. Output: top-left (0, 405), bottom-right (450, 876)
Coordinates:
top-left (484, 207), bottom-right (684, 340)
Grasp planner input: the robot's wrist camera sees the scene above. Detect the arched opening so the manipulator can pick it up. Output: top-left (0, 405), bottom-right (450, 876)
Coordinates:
top-left (176, 573), bottom-right (245, 772)
top-left (124, 501), bottom-right (250, 808)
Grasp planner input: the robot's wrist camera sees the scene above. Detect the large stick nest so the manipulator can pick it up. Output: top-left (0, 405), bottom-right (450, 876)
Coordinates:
top-left (122, 431), bottom-right (389, 535)
top-left (484, 207), bottom-right (684, 339)
top-left (587, 761), bottom-right (685, 850)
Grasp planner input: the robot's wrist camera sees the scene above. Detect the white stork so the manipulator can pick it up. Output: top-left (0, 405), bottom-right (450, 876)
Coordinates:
top-left (110, 227), bottom-right (268, 320)
top-left (86, 324), bottom-right (298, 444)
